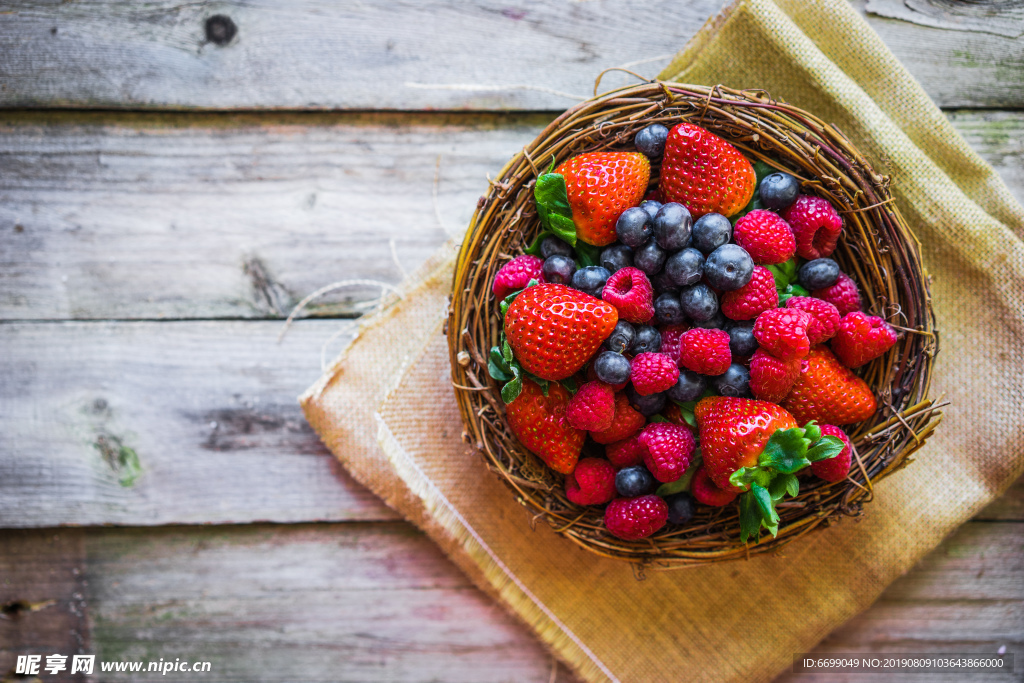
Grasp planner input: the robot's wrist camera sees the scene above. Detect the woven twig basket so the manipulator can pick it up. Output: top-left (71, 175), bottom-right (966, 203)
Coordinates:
top-left (448, 82), bottom-right (941, 567)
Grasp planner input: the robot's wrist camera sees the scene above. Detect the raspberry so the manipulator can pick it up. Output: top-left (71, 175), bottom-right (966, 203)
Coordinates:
top-left (678, 328), bottom-right (732, 376)
top-left (691, 467), bottom-right (737, 507)
top-left (812, 271), bottom-right (861, 316)
top-left (753, 308), bottom-right (812, 361)
top-left (639, 422), bottom-right (695, 483)
top-left (732, 210), bottom-right (796, 265)
top-left (604, 495), bottom-right (669, 541)
top-left (605, 435), bottom-right (647, 469)
top-left (831, 312), bottom-right (898, 368)
top-left (782, 195), bottom-right (843, 260)
top-left (810, 424), bottom-right (852, 483)
top-left (629, 352), bottom-right (680, 396)
top-left (590, 392), bottom-right (646, 444)
top-left (565, 381), bottom-right (615, 431)
top-left (748, 348), bottom-right (801, 403)
top-left (721, 266), bottom-right (779, 320)
top-left (785, 296), bottom-right (841, 345)
top-left (657, 324), bottom-right (689, 363)
top-left (602, 267), bottom-right (655, 324)
top-left (565, 457), bottom-right (617, 505)
top-left (492, 254), bottom-right (544, 300)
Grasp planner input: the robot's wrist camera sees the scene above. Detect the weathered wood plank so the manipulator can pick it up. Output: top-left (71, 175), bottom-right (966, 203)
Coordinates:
top-left (1, 109), bottom-right (1021, 322)
top-left (0, 319), bottom-right (401, 527)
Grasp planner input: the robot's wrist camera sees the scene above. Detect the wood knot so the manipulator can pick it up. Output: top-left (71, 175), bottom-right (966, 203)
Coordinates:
top-left (205, 15), bottom-right (237, 46)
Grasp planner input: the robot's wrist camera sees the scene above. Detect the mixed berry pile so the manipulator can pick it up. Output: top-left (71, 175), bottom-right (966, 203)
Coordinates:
top-left (488, 121), bottom-right (898, 544)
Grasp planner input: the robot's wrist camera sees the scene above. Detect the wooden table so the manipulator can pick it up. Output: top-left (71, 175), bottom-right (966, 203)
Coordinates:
top-left (1, 1), bottom-right (1021, 681)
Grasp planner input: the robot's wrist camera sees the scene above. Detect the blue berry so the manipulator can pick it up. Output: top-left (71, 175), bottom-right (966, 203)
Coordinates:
top-left (634, 123), bottom-right (669, 158)
top-left (571, 265), bottom-right (611, 298)
top-left (626, 385), bottom-right (667, 416)
top-left (615, 207), bottom-right (653, 248)
top-left (629, 325), bottom-right (662, 354)
top-left (640, 200), bottom-right (663, 221)
top-left (594, 351), bottom-right (631, 385)
top-left (667, 370), bottom-right (706, 402)
top-left (542, 254), bottom-right (575, 285)
top-left (653, 202), bottom-right (693, 251)
top-left (759, 172), bottom-right (800, 211)
top-left (651, 270), bottom-right (679, 294)
top-left (634, 240), bottom-right (667, 276)
top-left (704, 244), bottom-right (754, 291)
top-left (691, 213), bottom-right (732, 254)
top-left (679, 283), bottom-right (718, 322)
top-left (691, 310), bottom-right (727, 329)
top-left (664, 491), bottom-right (695, 525)
top-left (600, 244), bottom-right (633, 273)
top-left (654, 292), bottom-right (685, 325)
top-left (665, 248), bottom-right (705, 288)
top-left (605, 321), bottom-right (636, 354)
top-left (798, 258), bottom-right (840, 290)
top-left (713, 364), bottom-right (751, 397)
top-left (616, 466), bottom-right (657, 497)
top-left (540, 236), bottom-right (574, 259)
top-left (726, 321), bottom-right (758, 356)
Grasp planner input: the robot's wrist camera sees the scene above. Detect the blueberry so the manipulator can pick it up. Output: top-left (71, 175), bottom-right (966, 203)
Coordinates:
top-left (713, 364), bottom-right (751, 398)
top-left (540, 236), bottom-right (574, 259)
top-left (626, 385), bottom-right (667, 416)
top-left (691, 310), bottom-right (727, 329)
top-left (600, 244), bottom-right (633, 273)
top-left (634, 123), bottom-right (670, 158)
top-left (667, 370), bottom-right (706, 402)
top-left (665, 248), bottom-right (705, 288)
top-left (726, 321), bottom-right (758, 356)
top-left (614, 207), bottom-right (652, 248)
top-left (759, 172), bottom-right (800, 211)
top-left (616, 466), bottom-right (657, 498)
top-left (798, 258), bottom-right (841, 290)
top-left (651, 270), bottom-right (679, 294)
top-left (634, 240), bottom-right (666, 276)
top-left (653, 202), bottom-right (693, 251)
top-left (571, 265), bottom-right (611, 297)
top-left (594, 351), bottom-right (631, 385)
top-left (691, 213), bottom-right (732, 254)
top-left (679, 283), bottom-right (718, 322)
top-left (542, 254), bottom-right (576, 285)
top-left (654, 292), bottom-right (685, 325)
top-left (704, 244), bottom-right (754, 291)
top-left (605, 321), bottom-right (636, 354)
top-left (639, 200), bottom-right (663, 222)
top-left (629, 325), bottom-right (662, 354)
top-left (664, 491), bottom-right (695, 525)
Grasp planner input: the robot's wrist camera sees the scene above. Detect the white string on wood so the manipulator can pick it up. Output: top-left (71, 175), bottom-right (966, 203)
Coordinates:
top-left (277, 279), bottom-right (403, 344)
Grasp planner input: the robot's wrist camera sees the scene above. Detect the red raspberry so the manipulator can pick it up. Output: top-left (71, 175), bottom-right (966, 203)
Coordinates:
top-left (604, 495), bottom-right (669, 540)
top-left (831, 311), bottom-right (898, 368)
top-left (721, 266), bottom-right (779, 320)
top-left (565, 381), bottom-right (615, 431)
top-left (810, 424), bottom-right (852, 483)
top-left (732, 210), bottom-right (796, 265)
top-left (605, 434), bottom-right (646, 469)
top-left (602, 267), bottom-right (655, 324)
top-left (812, 271), bottom-right (861, 316)
top-left (782, 195), bottom-right (843, 260)
top-left (678, 328), bottom-right (732, 376)
top-left (629, 352), bottom-right (680, 396)
top-left (492, 254), bottom-right (544, 300)
top-left (748, 348), bottom-right (801, 403)
top-left (590, 392), bottom-right (646, 444)
top-left (639, 422), bottom-right (695, 483)
top-left (658, 324), bottom-right (689, 364)
top-left (691, 467), bottom-right (737, 507)
top-left (753, 308), bottom-right (812, 361)
top-left (786, 296), bottom-right (841, 345)
top-left (565, 457), bottom-right (617, 505)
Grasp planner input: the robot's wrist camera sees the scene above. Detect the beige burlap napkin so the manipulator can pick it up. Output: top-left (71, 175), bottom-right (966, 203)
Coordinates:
top-left (302, 1), bottom-right (1024, 681)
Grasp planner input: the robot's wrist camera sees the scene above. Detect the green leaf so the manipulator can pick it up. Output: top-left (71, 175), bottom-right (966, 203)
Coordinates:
top-left (574, 240), bottom-right (602, 268)
top-left (729, 465), bottom-right (772, 491)
top-left (758, 426), bottom-right (812, 474)
top-left (523, 230), bottom-right (552, 256)
top-left (648, 414), bottom-right (670, 424)
top-left (752, 160), bottom-right (775, 186)
top-left (751, 481), bottom-right (780, 537)
top-left (656, 452), bottom-right (702, 497)
top-left (739, 492), bottom-right (762, 544)
top-left (766, 258), bottom-right (798, 289)
top-left (778, 283), bottom-right (810, 305)
top-left (502, 339), bottom-right (514, 364)
top-left (807, 435), bottom-right (846, 463)
top-left (534, 173), bottom-right (576, 246)
top-left (548, 213), bottom-right (577, 246)
top-left (803, 421), bottom-right (822, 443)
top-left (769, 472), bottom-right (799, 501)
top-left (500, 369), bottom-right (523, 404)
top-left (559, 376), bottom-right (579, 396)
top-left (488, 346), bottom-right (512, 381)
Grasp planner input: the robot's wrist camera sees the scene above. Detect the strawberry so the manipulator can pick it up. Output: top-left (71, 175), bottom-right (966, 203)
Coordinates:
top-left (721, 266), bottom-right (779, 320)
top-left (505, 379), bottom-right (584, 474)
top-left (831, 311), bottom-right (898, 368)
top-left (732, 210), bottom-right (797, 265)
top-left (492, 255), bottom-right (544, 300)
top-left (782, 346), bottom-right (877, 425)
top-left (691, 466), bottom-right (737, 507)
top-left (565, 381), bottom-right (615, 431)
top-left (639, 422), bottom-right (695, 483)
top-left (660, 122), bottom-right (756, 218)
top-left (753, 307), bottom-right (812, 361)
top-left (748, 349), bottom-right (801, 403)
top-left (590, 392), bottom-right (646, 444)
top-left (504, 283), bottom-right (618, 381)
top-left (556, 151), bottom-right (650, 247)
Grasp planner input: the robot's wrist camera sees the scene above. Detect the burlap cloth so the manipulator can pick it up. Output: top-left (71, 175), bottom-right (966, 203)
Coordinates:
top-left (301, 1), bottom-right (1024, 680)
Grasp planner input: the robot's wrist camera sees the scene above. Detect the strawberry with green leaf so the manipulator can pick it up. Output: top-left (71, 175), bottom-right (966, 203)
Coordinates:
top-left (505, 379), bottom-right (585, 474)
top-left (551, 152), bottom-right (650, 247)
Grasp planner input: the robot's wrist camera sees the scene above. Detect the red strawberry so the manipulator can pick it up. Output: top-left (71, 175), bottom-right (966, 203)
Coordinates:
top-left (604, 495), bottom-right (669, 540)
top-left (753, 307), bottom-right (812, 361)
top-left (565, 457), bottom-right (617, 505)
top-left (565, 381), bottom-right (615, 431)
top-left (658, 323), bottom-right (690, 363)
top-left (504, 283), bottom-right (618, 381)
top-left (506, 379), bottom-right (584, 474)
top-left (590, 392), bottom-right (646, 444)
top-left (602, 267), bottom-right (655, 324)
top-left (492, 254), bottom-right (544, 300)
top-left (831, 311), bottom-right (898, 368)
top-left (678, 328), bottom-right (732, 375)
top-left (810, 425), bottom-right (852, 483)
top-left (556, 151), bottom-right (650, 247)
top-left (639, 422), bottom-right (695, 483)
top-left (785, 296), bottom-right (841, 345)
top-left (782, 346), bottom-right (877, 425)
top-left (721, 266), bottom-right (779, 320)
top-left (748, 349), bottom-right (801, 403)
top-left (782, 195), bottom-right (843, 260)
top-left (630, 352), bottom-right (680, 396)
top-left (691, 466), bottom-right (737, 507)
top-left (606, 434), bottom-right (646, 469)
top-left (732, 210), bottom-right (797, 265)
top-left (660, 122), bottom-right (756, 218)
top-left (812, 271), bottom-right (861, 316)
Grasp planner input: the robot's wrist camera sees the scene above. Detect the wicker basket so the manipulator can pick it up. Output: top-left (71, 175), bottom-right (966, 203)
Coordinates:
top-left (447, 82), bottom-right (941, 568)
